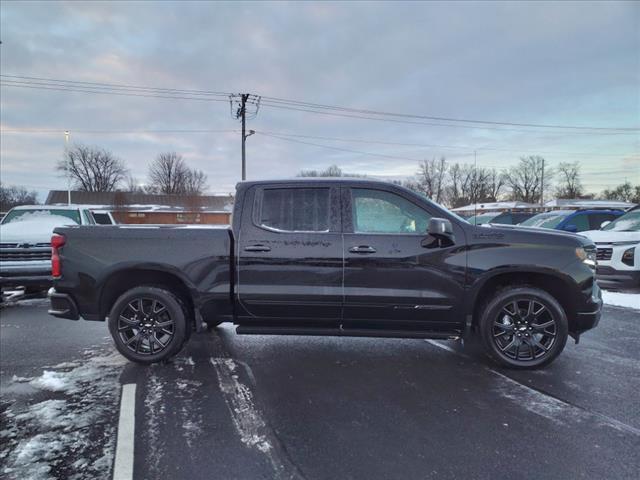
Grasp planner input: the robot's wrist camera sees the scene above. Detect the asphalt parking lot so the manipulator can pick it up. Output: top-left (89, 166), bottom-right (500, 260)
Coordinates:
top-left (1, 299), bottom-right (639, 480)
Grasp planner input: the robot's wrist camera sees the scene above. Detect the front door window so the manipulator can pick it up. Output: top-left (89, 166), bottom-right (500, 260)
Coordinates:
top-left (352, 188), bottom-right (431, 234)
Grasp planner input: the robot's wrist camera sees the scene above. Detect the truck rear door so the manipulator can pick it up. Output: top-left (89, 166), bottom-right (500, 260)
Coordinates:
top-left (236, 183), bottom-right (343, 326)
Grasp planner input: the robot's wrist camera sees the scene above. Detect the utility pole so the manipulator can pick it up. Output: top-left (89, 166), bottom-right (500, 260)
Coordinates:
top-left (64, 130), bottom-right (71, 205)
top-left (240, 94), bottom-right (248, 181)
top-left (236, 93), bottom-right (256, 181)
top-left (540, 158), bottom-right (545, 207)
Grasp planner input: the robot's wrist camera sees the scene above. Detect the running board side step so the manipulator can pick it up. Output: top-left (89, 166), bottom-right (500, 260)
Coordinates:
top-left (235, 325), bottom-right (460, 340)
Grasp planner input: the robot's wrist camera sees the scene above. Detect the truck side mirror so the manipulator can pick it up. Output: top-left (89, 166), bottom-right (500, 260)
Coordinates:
top-left (600, 221), bottom-right (611, 229)
top-left (564, 224), bottom-right (578, 233)
top-left (423, 218), bottom-right (455, 248)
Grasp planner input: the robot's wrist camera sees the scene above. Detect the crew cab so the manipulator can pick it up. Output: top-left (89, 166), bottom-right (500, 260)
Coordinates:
top-left (47, 179), bottom-right (602, 369)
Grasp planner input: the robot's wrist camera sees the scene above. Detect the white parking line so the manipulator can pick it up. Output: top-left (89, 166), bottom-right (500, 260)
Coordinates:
top-left (113, 383), bottom-right (137, 480)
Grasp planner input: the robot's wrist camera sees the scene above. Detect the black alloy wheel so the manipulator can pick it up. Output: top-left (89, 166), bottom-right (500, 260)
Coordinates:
top-left (492, 299), bottom-right (557, 362)
top-left (117, 297), bottom-right (175, 356)
top-left (108, 286), bottom-right (187, 364)
top-left (479, 287), bottom-right (568, 369)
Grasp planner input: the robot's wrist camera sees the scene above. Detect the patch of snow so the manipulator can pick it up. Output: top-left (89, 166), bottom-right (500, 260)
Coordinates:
top-left (30, 370), bottom-right (71, 392)
top-left (602, 291), bottom-right (639, 310)
top-left (1, 348), bottom-right (126, 480)
top-left (210, 357), bottom-right (272, 453)
top-left (10, 375), bottom-right (32, 383)
top-left (144, 373), bottom-right (165, 478)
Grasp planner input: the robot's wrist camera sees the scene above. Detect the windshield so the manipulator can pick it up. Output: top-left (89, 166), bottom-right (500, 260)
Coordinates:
top-left (468, 212), bottom-right (500, 225)
top-left (602, 209), bottom-right (640, 232)
top-left (1, 208), bottom-right (81, 225)
top-left (520, 212), bottom-right (568, 229)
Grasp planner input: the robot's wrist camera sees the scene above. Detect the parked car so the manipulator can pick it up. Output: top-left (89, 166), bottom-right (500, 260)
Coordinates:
top-left (468, 211), bottom-right (536, 225)
top-left (518, 209), bottom-right (623, 233)
top-left (580, 206), bottom-right (639, 290)
top-left (48, 178), bottom-right (602, 369)
top-left (0, 205), bottom-right (104, 292)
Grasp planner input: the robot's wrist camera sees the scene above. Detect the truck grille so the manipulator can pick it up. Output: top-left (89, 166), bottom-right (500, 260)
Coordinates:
top-left (596, 248), bottom-right (612, 261)
top-left (0, 243), bottom-right (51, 261)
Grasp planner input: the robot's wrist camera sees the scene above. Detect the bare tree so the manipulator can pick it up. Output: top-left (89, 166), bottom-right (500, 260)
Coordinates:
top-left (124, 175), bottom-right (146, 193)
top-left (555, 162), bottom-right (583, 199)
top-left (504, 156), bottom-right (552, 204)
top-left (601, 181), bottom-right (638, 203)
top-left (0, 183), bottom-right (39, 211)
top-left (183, 169), bottom-right (208, 195)
top-left (415, 157), bottom-right (447, 203)
top-left (442, 163), bottom-right (503, 207)
top-left (147, 152), bottom-right (208, 195)
top-left (299, 165), bottom-right (344, 177)
top-left (486, 168), bottom-right (506, 202)
top-left (57, 144), bottom-right (128, 192)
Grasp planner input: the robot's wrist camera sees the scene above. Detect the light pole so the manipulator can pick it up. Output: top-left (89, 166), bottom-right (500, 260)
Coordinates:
top-left (64, 130), bottom-right (71, 204)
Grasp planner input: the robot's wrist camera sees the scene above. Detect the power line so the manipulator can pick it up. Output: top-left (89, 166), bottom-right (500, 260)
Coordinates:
top-left (1, 128), bottom-right (238, 134)
top-left (255, 131), bottom-right (474, 161)
top-left (0, 80), bottom-right (230, 103)
top-left (2, 74), bottom-right (637, 135)
top-left (258, 101), bottom-right (636, 137)
top-left (256, 130), bottom-right (633, 157)
top-left (0, 74), bottom-right (231, 97)
top-left (260, 96), bottom-right (638, 132)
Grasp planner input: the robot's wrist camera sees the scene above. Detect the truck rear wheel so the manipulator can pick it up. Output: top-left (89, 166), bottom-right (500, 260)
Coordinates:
top-left (478, 287), bottom-right (568, 369)
top-left (108, 286), bottom-right (187, 364)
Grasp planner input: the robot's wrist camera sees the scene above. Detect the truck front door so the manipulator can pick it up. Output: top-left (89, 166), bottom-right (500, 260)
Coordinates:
top-left (342, 186), bottom-right (467, 333)
top-left (236, 184), bottom-right (343, 326)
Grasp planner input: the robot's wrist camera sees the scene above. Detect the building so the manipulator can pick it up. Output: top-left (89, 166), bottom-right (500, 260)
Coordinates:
top-left (45, 190), bottom-right (233, 225)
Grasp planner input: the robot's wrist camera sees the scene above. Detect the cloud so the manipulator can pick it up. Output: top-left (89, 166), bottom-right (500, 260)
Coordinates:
top-left (1, 0), bottom-right (638, 197)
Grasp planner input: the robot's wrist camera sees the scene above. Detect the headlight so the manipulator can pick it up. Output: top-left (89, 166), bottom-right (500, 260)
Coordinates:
top-left (576, 247), bottom-right (596, 268)
top-left (622, 247), bottom-right (635, 267)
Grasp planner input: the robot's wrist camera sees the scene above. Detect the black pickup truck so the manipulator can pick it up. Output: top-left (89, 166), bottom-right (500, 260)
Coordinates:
top-left (48, 178), bottom-right (602, 369)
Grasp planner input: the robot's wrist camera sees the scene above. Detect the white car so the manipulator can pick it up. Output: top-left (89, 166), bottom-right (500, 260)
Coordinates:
top-left (0, 205), bottom-right (112, 292)
top-left (581, 206), bottom-right (640, 290)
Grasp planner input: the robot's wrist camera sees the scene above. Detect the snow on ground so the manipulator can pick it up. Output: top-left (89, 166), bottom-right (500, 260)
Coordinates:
top-left (1, 349), bottom-right (127, 480)
top-left (602, 291), bottom-right (640, 310)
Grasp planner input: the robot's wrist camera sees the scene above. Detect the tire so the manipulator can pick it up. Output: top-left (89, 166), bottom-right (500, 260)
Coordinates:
top-left (478, 287), bottom-right (568, 369)
top-left (108, 286), bottom-right (188, 364)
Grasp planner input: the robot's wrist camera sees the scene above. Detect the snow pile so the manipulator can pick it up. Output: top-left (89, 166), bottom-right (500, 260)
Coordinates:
top-left (29, 370), bottom-right (72, 392)
top-left (1, 349), bottom-right (126, 480)
top-left (602, 291), bottom-right (639, 310)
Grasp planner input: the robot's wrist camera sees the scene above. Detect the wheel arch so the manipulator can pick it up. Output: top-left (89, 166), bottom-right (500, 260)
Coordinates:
top-left (98, 264), bottom-right (198, 327)
top-left (469, 269), bottom-right (580, 331)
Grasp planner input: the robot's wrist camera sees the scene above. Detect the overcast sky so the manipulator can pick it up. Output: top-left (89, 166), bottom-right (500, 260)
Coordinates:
top-left (1, 0), bottom-right (639, 199)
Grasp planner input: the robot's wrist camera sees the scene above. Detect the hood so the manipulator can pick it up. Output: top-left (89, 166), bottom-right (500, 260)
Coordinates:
top-left (580, 229), bottom-right (640, 245)
top-left (478, 223), bottom-right (594, 247)
top-left (0, 217), bottom-right (76, 244)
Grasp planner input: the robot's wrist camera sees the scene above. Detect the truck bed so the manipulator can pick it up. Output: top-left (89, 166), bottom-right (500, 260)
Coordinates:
top-left (52, 224), bottom-right (233, 324)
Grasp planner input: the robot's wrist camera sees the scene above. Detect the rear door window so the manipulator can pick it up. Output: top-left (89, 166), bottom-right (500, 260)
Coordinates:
top-left (260, 188), bottom-right (330, 232)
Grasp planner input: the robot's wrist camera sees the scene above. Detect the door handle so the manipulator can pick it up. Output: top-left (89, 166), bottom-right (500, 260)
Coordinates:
top-left (244, 244), bottom-right (271, 252)
top-left (349, 245), bottom-right (376, 254)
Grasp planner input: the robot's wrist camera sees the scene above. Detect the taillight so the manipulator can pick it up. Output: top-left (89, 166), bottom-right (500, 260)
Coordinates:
top-left (51, 233), bottom-right (66, 278)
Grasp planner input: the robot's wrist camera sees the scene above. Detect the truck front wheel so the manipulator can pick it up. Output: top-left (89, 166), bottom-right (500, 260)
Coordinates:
top-left (108, 286), bottom-right (187, 364)
top-left (478, 287), bottom-right (568, 369)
